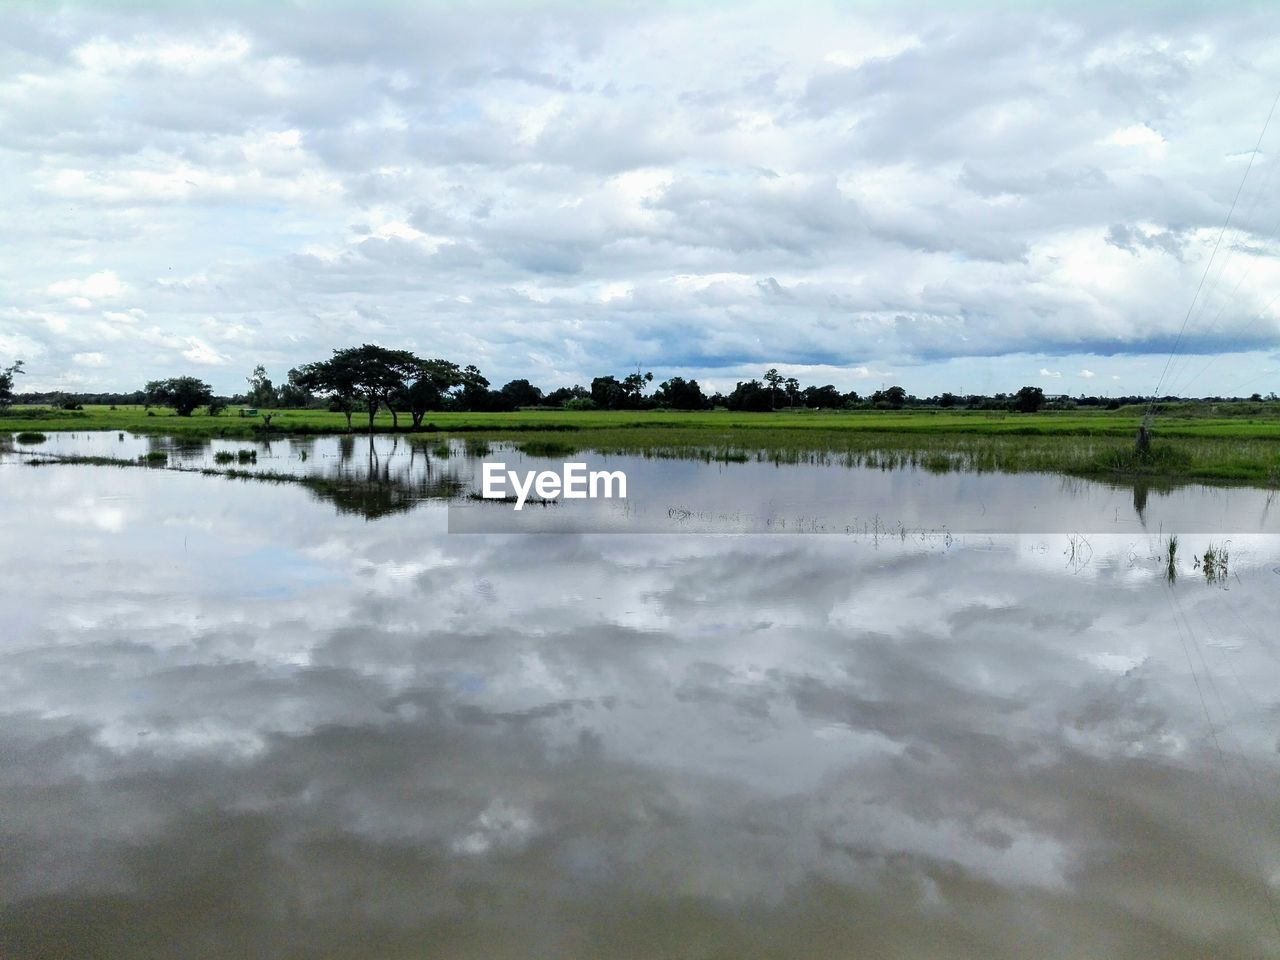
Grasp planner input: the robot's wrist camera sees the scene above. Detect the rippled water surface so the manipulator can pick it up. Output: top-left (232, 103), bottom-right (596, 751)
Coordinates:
top-left (3, 433), bottom-right (1279, 958)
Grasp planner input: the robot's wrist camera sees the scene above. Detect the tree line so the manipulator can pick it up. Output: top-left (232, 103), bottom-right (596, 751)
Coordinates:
top-left (4, 347), bottom-right (1276, 421)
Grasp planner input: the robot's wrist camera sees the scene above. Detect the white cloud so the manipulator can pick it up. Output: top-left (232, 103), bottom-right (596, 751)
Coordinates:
top-left (72, 352), bottom-right (109, 367)
top-left (1039, 368), bottom-right (1062, 378)
top-left (1078, 369), bottom-right (1096, 379)
top-left (1, 3), bottom-right (1278, 395)
top-left (181, 338), bottom-right (230, 366)
top-left (46, 271), bottom-right (129, 303)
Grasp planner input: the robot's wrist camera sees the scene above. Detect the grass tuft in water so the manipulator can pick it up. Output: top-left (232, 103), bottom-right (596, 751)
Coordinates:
top-left (15, 431), bottom-right (47, 444)
top-left (518, 438), bottom-right (579, 457)
top-left (1199, 542), bottom-right (1230, 584)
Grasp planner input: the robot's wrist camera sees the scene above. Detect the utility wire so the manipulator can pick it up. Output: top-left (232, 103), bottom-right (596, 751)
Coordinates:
top-left (1146, 88), bottom-right (1280, 418)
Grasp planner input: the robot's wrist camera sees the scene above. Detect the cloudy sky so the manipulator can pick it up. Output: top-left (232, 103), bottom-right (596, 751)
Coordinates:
top-left (3, 1), bottom-right (1280, 397)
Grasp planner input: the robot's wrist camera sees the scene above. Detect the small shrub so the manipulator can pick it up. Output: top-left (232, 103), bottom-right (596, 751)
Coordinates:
top-left (214, 451), bottom-right (236, 464)
top-left (138, 451), bottom-right (167, 465)
top-left (15, 431), bottom-right (47, 444)
top-left (432, 441), bottom-right (451, 458)
top-left (238, 449), bottom-right (257, 464)
top-left (563, 397), bottom-right (598, 411)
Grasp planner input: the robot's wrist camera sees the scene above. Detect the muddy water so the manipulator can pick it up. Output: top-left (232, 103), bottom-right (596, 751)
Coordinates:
top-left (2, 435), bottom-right (1278, 958)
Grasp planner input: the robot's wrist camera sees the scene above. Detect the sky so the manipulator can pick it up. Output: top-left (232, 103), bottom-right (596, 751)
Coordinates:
top-left (3, 0), bottom-right (1280, 398)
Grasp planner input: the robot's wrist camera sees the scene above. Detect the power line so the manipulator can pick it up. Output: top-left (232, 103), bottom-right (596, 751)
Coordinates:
top-left (1146, 88), bottom-right (1280, 418)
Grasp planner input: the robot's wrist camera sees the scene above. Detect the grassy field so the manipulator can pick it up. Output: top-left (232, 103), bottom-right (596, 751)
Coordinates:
top-left (4, 402), bottom-right (1279, 486)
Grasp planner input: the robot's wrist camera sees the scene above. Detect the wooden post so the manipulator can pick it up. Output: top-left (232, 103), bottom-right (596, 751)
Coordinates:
top-left (1135, 421), bottom-right (1151, 455)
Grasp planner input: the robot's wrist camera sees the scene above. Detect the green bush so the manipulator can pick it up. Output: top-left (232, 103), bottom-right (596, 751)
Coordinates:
top-left (15, 431), bottom-right (47, 444)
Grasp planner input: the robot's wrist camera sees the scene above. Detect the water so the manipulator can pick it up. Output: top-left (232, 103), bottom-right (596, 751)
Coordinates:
top-left (3, 433), bottom-right (1279, 957)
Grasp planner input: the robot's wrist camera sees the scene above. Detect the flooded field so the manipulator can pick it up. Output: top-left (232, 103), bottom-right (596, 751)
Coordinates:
top-left (3, 433), bottom-right (1280, 957)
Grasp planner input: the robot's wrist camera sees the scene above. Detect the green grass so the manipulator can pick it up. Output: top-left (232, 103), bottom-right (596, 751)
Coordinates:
top-left (3, 402), bottom-right (1279, 486)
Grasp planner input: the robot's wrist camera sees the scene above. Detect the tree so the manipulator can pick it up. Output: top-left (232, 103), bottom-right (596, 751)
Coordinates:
top-left (763, 368), bottom-right (784, 409)
top-left (803, 384), bottom-right (842, 408)
top-left (784, 377), bottom-right (801, 407)
top-left (871, 385), bottom-right (907, 409)
top-left (455, 365), bottom-right (500, 411)
top-left (145, 376), bottom-right (214, 416)
top-left (726, 379), bottom-right (772, 412)
top-left (278, 370), bottom-right (313, 408)
top-left (333, 344), bottom-right (419, 431)
top-left (208, 397), bottom-right (228, 417)
top-left (500, 379), bottom-right (543, 408)
top-left (1013, 385), bottom-right (1046, 413)
top-left (398, 358), bottom-right (464, 427)
top-left (545, 385), bottom-right (589, 406)
top-left (619, 370), bottom-right (653, 408)
top-left (245, 365), bottom-right (277, 408)
top-left (0, 360), bottom-right (24, 410)
top-left (291, 357), bottom-right (360, 431)
top-left (296, 345), bottom-right (417, 431)
top-left (591, 375), bottom-right (624, 409)
top-left (939, 392), bottom-right (958, 408)
top-left (654, 376), bottom-right (707, 410)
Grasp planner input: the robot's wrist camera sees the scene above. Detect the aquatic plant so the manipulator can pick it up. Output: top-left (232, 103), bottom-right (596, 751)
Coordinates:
top-left (138, 451), bottom-right (167, 465)
top-left (213, 451), bottom-right (235, 464)
top-left (1199, 542), bottom-right (1230, 585)
top-left (1165, 534), bottom-right (1178, 583)
top-left (15, 431), bottom-right (47, 444)
top-left (518, 438), bottom-right (579, 457)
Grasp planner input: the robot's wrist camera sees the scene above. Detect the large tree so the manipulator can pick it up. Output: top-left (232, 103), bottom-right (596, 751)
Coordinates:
top-left (335, 344), bottom-right (419, 431)
top-left (455, 365), bottom-right (501, 412)
top-left (499, 378), bottom-right (543, 408)
top-left (763, 368), bottom-right (784, 409)
top-left (802, 384), bottom-right (842, 409)
top-left (871, 385), bottom-right (908, 409)
top-left (245, 365), bottom-right (277, 408)
top-left (1013, 385), bottom-right (1046, 413)
top-left (145, 376), bottom-right (214, 416)
top-left (654, 376), bottom-right (706, 410)
top-left (0, 360), bottom-right (24, 410)
top-left (590, 375), bottom-right (623, 409)
top-left (397, 358), bottom-right (464, 428)
top-left (278, 369), bottom-right (313, 408)
top-left (290, 356), bottom-right (360, 431)
top-left (726, 379), bottom-right (772, 412)
top-left (620, 370), bottom-right (653, 408)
